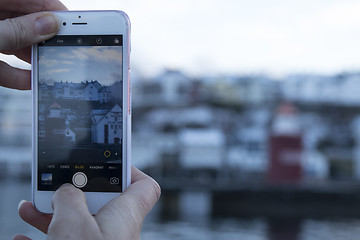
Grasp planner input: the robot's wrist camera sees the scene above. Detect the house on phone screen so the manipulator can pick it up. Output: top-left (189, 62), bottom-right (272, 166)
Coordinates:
top-left (65, 119), bottom-right (76, 143)
top-left (44, 102), bottom-right (65, 144)
top-left (99, 86), bottom-right (111, 103)
top-left (91, 104), bottom-right (123, 144)
top-left (39, 83), bottom-right (53, 101)
top-left (84, 81), bottom-right (102, 101)
top-left (44, 102), bottom-right (77, 144)
top-left (52, 80), bottom-right (103, 101)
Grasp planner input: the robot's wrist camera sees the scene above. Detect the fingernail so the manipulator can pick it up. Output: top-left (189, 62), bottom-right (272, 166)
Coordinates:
top-left (59, 183), bottom-right (73, 188)
top-left (34, 13), bottom-right (59, 35)
top-left (17, 200), bottom-right (26, 211)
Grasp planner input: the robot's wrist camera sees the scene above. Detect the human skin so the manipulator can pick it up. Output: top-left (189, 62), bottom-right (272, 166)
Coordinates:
top-left (0, 0), bottom-right (67, 90)
top-left (15, 167), bottom-right (161, 240)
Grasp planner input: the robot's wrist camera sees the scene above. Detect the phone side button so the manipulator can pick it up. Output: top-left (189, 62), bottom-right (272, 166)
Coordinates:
top-left (128, 69), bottom-right (131, 115)
top-left (72, 172), bottom-right (88, 188)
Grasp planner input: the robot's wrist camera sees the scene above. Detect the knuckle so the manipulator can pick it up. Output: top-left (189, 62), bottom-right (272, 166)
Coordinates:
top-left (153, 180), bottom-right (162, 201)
top-left (3, 17), bottom-right (28, 50)
top-left (133, 180), bottom-right (161, 217)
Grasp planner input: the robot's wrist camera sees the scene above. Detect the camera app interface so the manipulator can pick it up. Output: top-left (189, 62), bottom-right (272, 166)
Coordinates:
top-left (37, 35), bottom-right (123, 192)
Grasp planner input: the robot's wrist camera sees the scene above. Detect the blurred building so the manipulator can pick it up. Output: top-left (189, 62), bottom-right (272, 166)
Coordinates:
top-left (132, 69), bottom-right (192, 108)
top-left (204, 75), bottom-right (278, 106)
top-left (227, 108), bottom-right (269, 173)
top-left (1, 69), bottom-right (360, 184)
top-left (282, 73), bottom-right (360, 105)
top-left (178, 128), bottom-right (225, 170)
top-left (0, 88), bottom-right (32, 177)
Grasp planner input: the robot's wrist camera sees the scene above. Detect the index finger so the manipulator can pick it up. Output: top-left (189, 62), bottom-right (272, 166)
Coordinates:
top-left (0, 0), bottom-right (67, 14)
top-left (18, 200), bottom-right (52, 234)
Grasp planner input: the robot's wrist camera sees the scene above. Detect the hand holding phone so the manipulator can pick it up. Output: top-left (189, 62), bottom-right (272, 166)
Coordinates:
top-left (0, 0), bottom-right (67, 90)
top-left (16, 167), bottom-right (161, 240)
top-left (32, 11), bottom-right (131, 214)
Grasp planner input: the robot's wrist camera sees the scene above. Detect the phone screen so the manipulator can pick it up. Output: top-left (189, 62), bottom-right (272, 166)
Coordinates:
top-left (37, 35), bottom-right (124, 192)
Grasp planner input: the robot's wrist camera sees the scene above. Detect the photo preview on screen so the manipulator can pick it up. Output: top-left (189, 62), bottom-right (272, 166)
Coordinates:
top-left (37, 35), bottom-right (124, 192)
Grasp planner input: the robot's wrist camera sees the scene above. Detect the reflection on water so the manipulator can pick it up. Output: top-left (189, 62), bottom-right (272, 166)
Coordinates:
top-left (267, 218), bottom-right (301, 240)
top-left (2, 180), bottom-right (360, 240)
top-left (142, 218), bottom-right (267, 240)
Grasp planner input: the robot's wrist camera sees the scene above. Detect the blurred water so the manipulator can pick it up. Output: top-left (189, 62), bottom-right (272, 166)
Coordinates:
top-left (2, 180), bottom-right (360, 240)
top-left (0, 180), bottom-right (45, 239)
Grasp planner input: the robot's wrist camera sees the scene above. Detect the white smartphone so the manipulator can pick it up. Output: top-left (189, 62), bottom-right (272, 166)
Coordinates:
top-left (31, 11), bottom-right (131, 214)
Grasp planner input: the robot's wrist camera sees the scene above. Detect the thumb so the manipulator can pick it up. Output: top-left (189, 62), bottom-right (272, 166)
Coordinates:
top-left (0, 12), bottom-right (60, 51)
top-left (51, 184), bottom-right (91, 220)
top-left (47, 184), bottom-right (96, 239)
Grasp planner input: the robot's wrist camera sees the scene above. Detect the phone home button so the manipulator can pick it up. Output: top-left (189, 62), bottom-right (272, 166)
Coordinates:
top-left (72, 172), bottom-right (87, 188)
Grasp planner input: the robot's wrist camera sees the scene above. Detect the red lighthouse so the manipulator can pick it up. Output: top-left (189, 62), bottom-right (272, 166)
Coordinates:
top-left (268, 103), bottom-right (303, 183)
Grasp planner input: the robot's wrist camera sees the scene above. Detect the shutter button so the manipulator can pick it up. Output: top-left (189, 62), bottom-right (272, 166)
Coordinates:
top-left (72, 172), bottom-right (87, 188)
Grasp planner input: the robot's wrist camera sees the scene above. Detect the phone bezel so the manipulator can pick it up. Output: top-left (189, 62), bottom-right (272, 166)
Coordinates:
top-left (31, 10), bottom-right (131, 214)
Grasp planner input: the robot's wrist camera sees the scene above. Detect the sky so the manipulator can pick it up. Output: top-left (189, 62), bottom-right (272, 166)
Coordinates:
top-left (39, 46), bottom-right (122, 85)
top-left (2, 0), bottom-right (360, 78)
